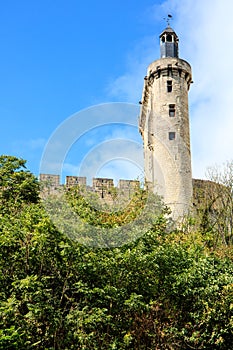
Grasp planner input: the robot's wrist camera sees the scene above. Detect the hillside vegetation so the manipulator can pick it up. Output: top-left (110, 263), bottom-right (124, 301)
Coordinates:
top-left (0, 156), bottom-right (233, 349)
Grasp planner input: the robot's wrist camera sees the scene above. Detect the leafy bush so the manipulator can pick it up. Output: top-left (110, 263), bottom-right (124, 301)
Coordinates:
top-left (0, 156), bottom-right (232, 349)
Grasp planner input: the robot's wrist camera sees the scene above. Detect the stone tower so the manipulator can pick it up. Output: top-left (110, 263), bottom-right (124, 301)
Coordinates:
top-left (139, 25), bottom-right (193, 218)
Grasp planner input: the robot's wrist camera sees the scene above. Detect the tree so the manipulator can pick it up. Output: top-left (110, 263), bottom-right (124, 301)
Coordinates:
top-left (194, 160), bottom-right (233, 247)
top-left (0, 155), bottom-right (233, 349)
top-left (0, 155), bottom-right (40, 213)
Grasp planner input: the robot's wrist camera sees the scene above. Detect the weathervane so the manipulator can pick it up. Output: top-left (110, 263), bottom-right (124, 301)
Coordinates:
top-left (164, 14), bottom-right (173, 27)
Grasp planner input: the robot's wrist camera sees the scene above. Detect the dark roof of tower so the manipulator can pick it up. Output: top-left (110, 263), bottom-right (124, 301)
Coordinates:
top-left (160, 26), bottom-right (178, 37)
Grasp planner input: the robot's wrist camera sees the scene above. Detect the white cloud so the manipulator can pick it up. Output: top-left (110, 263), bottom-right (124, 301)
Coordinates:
top-left (96, 159), bottom-right (144, 186)
top-left (107, 0), bottom-right (233, 179)
top-left (13, 138), bottom-right (46, 151)
top-left (107, 36), bottom-right (158, 102)
top-left (77, 138), bottom-right (144, 185)
top-left (62, 162), bottom-right (80, 175)
top-left (171, 0), bottom-right (233, 178)
top-left (59, 122), bottom-right (143, 186)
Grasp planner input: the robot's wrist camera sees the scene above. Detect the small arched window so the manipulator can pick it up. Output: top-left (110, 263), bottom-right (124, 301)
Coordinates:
top-left (161, 36), bottom-right (165, 43)
top-left (167, 34), bottom-right (172, 42)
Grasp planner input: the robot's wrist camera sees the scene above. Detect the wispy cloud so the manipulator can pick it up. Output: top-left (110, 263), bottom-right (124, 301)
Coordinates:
top-left (96, 159), bottom-right (144, 186)
top-left (171, 0), bottom-right (233, 178)
top-left (68, 138), bottom-right (144, 185)
top-left (107, 36), bottom-right (158, 102)
top-left (12, 138), bottom-right (46, 151)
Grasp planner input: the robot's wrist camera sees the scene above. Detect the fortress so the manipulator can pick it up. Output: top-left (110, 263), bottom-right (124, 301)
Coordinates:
top-left (40, 23), bottom-right (214, 219)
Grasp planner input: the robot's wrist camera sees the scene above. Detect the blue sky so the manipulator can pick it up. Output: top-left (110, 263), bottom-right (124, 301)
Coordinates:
top-left (1, 0), bottom-right (233, 183)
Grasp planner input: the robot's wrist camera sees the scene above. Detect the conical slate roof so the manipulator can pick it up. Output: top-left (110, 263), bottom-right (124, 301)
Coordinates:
top-left (160, 26), bottom-right (177, 37)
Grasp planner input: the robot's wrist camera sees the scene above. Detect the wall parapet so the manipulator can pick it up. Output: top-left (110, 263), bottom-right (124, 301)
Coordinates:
top-left (39, 174), bottom-right (140, 201)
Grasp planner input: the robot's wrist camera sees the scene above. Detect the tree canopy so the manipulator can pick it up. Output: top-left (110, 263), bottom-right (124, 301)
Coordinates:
top-left (0, 156), bottom-right (232, 349)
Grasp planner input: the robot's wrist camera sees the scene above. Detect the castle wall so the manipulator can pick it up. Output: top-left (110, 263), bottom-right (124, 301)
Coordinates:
top-left (39, 175), bottom-right (142, 205)
top-left (39, 174), bottom-right (60, 187)
top-left (39, 174), bottom-right (61, 197)
top-left (66, 176), bottom-right (87, 187)
top-left (192, 178), bottom-right (227, 210)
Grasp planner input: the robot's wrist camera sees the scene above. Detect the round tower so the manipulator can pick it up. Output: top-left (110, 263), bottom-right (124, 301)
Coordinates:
top-left (139, 25), bottom-right (193, 218)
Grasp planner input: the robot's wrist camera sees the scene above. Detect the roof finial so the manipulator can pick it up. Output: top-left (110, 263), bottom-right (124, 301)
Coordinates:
top-left (163, 14), bottom-right (173, 27)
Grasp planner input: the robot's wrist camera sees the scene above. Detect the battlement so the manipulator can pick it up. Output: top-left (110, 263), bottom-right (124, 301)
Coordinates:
top-left (39, 174), bottom-right (140, 201)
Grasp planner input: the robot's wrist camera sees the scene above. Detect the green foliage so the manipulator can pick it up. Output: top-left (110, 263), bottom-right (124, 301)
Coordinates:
top-left (66, 185), bottom-right (150, 228)
top-left (0, 155), bottom-right (233, 349)
top-left (194, 160), bottom-right (233, 247)
top-left (0, 155), bottom-right (40, 214)
top-left (43, 185), bottom-right (167, 247)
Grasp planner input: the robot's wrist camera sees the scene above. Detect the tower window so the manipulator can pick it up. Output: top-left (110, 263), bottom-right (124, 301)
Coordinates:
top-left (167, 34), bottom-right (172, 42)
top-left (167, 80), bottom-right (172, 92)
top-left (169, 132), bottom-right (176, 140)
top-left (169, 104), bottom-right (175, 117)
top-left (168, 64), bottom-right (172, 77)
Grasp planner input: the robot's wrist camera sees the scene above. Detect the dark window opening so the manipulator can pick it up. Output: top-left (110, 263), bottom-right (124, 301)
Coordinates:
top-left (169, 132), bottom-right (176, 140)
top-left (167, 34), bottom-right (172, 42)
top-left (169, 104), bottom-right (175, 117)
top-left (161, 36), bottom-right (165, 43)
top-left (168, 64), bottom-right (172, 77)
top-left (167, 80), bottom-right (172, 92)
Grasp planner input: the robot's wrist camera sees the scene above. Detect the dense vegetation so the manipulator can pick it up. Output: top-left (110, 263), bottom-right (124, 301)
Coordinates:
top-left (0, 156), bottom-right (233, 349)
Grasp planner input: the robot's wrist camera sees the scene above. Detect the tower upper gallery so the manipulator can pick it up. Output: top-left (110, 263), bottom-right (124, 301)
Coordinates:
top-left (160, 26), bottom-right (179, 58)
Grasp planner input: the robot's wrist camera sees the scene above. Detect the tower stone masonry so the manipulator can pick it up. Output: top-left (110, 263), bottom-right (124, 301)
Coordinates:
top-left (139, 26), bottom-right (193, 218)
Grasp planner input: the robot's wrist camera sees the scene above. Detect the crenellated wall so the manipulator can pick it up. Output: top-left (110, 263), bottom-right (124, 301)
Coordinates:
top-left (39, 174), bottom-right (140, 202)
